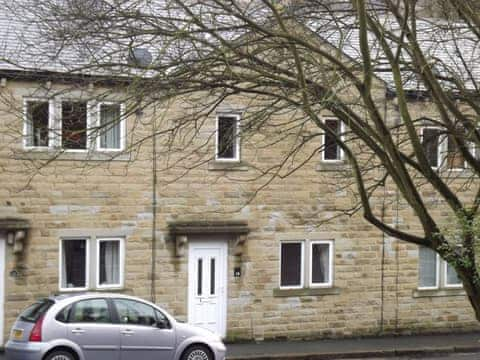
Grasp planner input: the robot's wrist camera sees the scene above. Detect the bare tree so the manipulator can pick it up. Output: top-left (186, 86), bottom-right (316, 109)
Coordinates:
top-left (2, 0), bottom-right (480, 320)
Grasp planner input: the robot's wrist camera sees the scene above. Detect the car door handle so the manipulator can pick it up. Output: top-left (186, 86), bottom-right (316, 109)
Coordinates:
top-left (121, 329), bottom-right (134, 336)
top-left (71, 329), bottom-right (85, 334)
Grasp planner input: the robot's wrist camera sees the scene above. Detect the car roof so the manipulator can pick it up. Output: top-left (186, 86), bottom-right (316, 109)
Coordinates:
top-left (49, 292), bottom-right (153, 304)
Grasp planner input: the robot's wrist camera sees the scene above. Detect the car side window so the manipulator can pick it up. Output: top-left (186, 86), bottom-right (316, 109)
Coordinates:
top-left (71, 299), bottom-right (111, 323)
top-left (114, 299), bottom-right (158, 327)
top-left (55, 304), bottom-right (72, 323)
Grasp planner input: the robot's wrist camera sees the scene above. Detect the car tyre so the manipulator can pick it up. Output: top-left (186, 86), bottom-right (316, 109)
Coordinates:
top-left (181, 344), bottom-right (213, 360)
top-left (44, 350), bottom-right (76, 360)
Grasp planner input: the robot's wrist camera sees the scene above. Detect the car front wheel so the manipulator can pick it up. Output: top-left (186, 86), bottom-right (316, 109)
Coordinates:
top-left (181, 345), bottom-right (213, 360)
top-left (44, 350), bottom-right (75, 360)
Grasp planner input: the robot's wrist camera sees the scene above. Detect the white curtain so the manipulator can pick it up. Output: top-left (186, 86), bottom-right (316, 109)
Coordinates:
top-left (101, 241), bottom-right (119, 285)
top-left (419, 247), bottom-right (437, 287)
top-left (312, 244), bottom-right (330, 284)
top-left (100, 105), bottom-right (121, 149)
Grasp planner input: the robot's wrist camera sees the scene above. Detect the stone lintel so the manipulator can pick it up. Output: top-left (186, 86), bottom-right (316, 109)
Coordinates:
top-left (0, 217), bottom-right (29, 230)
top-left (168, 220), bottom-right (249, 235)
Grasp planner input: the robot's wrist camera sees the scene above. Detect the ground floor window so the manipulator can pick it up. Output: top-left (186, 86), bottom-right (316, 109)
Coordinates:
top-left (280, 240), bottom-right (334, 289)
top-left (418, 246), bottom-right (462, 289)
top-left (60, 237), bottom-right (124, 291)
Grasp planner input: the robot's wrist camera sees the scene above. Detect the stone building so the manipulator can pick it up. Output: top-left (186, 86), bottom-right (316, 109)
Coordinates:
top-left (0, 4), bottom-right (479, 345)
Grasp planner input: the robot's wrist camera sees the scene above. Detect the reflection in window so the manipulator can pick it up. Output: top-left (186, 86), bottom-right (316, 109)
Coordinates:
top-left (114, 299), bottom-right (157, 327)
top-left (62, 101), bottom-right (88, 150)
top-left (25, 101), bottom-right (49, 147)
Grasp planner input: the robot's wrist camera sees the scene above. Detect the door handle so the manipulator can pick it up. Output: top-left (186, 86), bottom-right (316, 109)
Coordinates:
top-left (121, 329), bottom-right (134, 336)
top-left (71, 329), bottom-right (85, 334)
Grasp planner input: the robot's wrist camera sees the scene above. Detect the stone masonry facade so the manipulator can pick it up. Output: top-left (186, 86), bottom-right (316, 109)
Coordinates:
top-left (0, 78), bottom-right (478, 344)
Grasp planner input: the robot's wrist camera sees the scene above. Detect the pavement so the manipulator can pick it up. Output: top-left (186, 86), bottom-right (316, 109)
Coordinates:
top-left (226, 332), bottom-right (480, 360)
top-left (0, 332), bottom-right (478, 359)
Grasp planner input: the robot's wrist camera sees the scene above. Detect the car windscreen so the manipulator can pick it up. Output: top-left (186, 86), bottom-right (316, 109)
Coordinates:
top-left (19, 299), bottom-right (54, 323)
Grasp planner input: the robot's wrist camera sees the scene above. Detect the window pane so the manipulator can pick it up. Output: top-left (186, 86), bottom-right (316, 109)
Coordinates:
top-left (72, 299), bottom-right (111, 323)
top-left (218, 116), bottom-right (237, 159)
top-left (324, 119), bottom-right (341, 160)
top-left (422, 128), bottom-right (440, 167)
top-left (114, 299), bottom-right (157, 327)
top-left (197, 258), bottom-right (203, 296)
top-left (280, 243), bottom-right (302, 287)
top-left (311, 243), bottom-right (331, 284)
top-left (210, 258), bottom-right (215, 295)
top-left (99, 104), bottom-right (121, 149)
top-left (446, 263), bottom-right (462, 286)
top-left (55, 305), bottom-right (72, 323)
top-left (419, 247), bottom-right (437, 288)
top-left (62, 239), bottom-right (86, 289)
top-left (447, 135), bottom-right (465, 169)
top-left (20, 299), bottom-right (54, 323)
top-left (62, 101), bottom-right (87, 149)
top-left (99, 240), bottom-right (120, 286)
top-left (26, 101), bottom-right (49, 147)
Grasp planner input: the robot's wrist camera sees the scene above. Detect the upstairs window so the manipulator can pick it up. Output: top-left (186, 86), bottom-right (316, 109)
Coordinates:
top-left (322, 118), bottom-right (344, 161)
top-left (23, 98), bottom-right (126, 152)
top-left (62, 101), bottom-right (88, 150)
top-left (422, 127), bottom-right (441, 168)
top-left (216, 115), bottom-right (240, 161)
top-left (422, 126), bottom-right (468, 170)
top-left (24, 100), bottom-right (50, 148)
top-left (445, 132), bottom-right (467, 170)
top-left (98, 103), bottom-right (123, 151)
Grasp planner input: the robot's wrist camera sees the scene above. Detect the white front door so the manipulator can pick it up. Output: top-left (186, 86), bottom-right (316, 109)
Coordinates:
top-left (0, 232), bottom-right (5, 345)
top-left (188, 241), bottom-right (227, 337)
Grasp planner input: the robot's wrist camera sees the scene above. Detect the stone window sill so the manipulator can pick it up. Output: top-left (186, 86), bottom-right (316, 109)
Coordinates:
top-left (316, 161), bottom-right (351, 172)
top-left (208, 160), bottom-right (249, 171)
top-left (13, 149), bottom-right (132, 162)
top-left (273, 287), bottom-right (340, 297)
top-left (412, 288), bottom-right (465, 298)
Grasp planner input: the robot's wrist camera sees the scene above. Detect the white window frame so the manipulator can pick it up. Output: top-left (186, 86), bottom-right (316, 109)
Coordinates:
top-left (96, 102), bottom-right (126, 152)
top-left (309, 240), bottom-right (334, 288)
top-left (443, 261), bottom-right (463, 289)
top-left (23, 98), bottom-right (55, 150)
top-left (96, 237), bottom-right (125, 289)
top-left (59, 238), bottom-right (90, 292)
top-left (59, 99), bottom-right (93, 152)
top-left (321, 117), bottom-right (345, 162)
top-left (215, 113), bottom-right (241, 162)
top-left (279, 241), bottom-right (304, 290)
top-left (421, 126), bottom-right (443, 170)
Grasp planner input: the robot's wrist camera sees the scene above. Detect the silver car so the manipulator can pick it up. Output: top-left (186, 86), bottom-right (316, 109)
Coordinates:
top-left (5, 293), bottom-right (226, 360)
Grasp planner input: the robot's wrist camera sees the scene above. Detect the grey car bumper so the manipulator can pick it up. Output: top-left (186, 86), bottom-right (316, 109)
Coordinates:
top-left (5, 341), bottom-right (47, 360)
